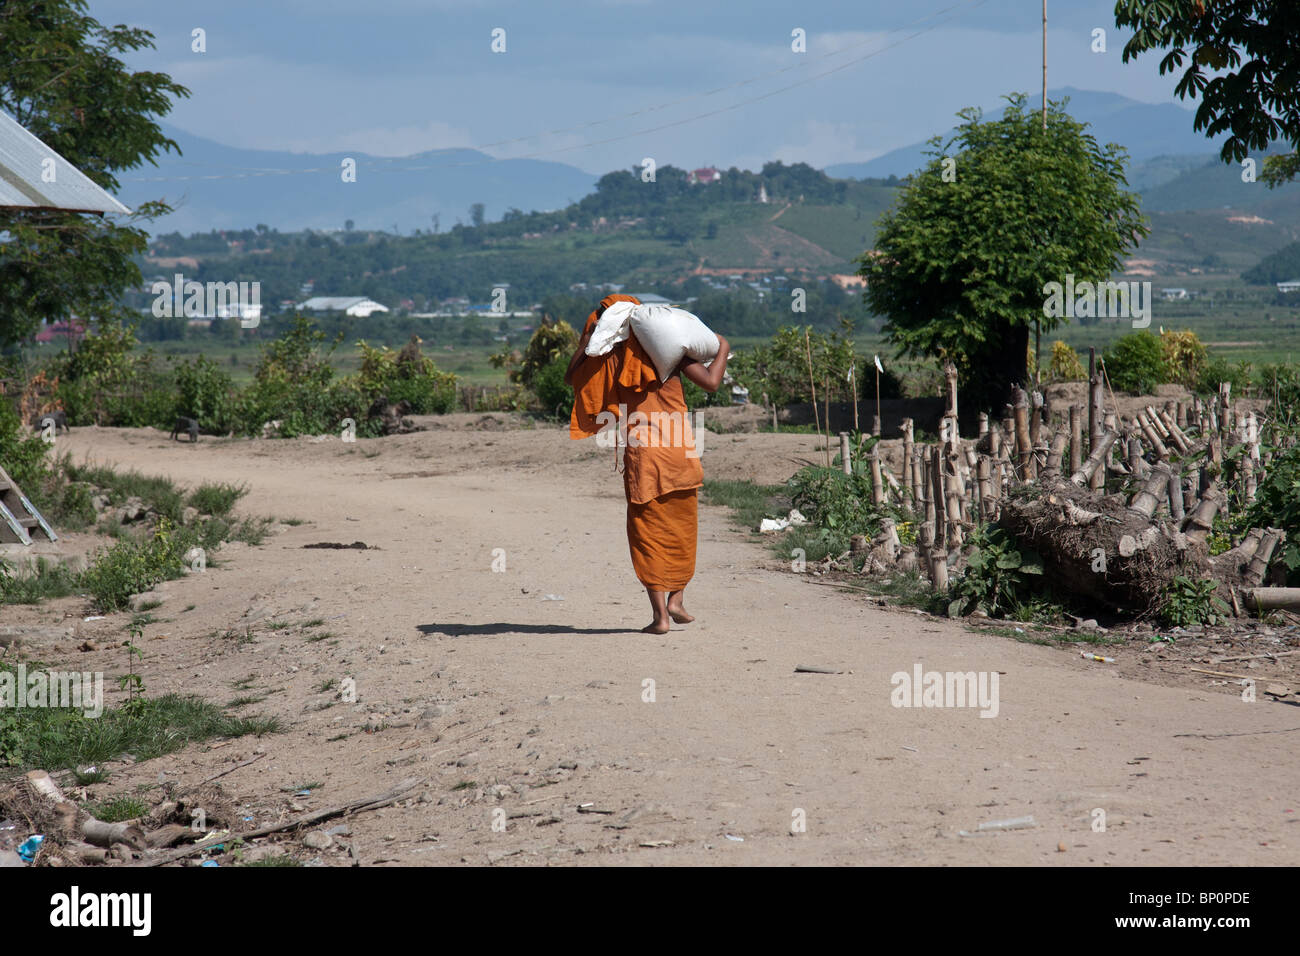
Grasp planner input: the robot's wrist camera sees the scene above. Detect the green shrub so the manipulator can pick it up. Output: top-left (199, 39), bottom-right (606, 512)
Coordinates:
top-left (531, 359), bottom-right (573, 418)
top-left (81, 518), bottom-right (200, 612)
top-left (1196, 356), bottom-right (1254, 396)
top-left (947, 525), bottom-right (1048, 619)
top-left (0, 399), bottom-right (51, 490)
top-left (356, 337), bottom-right (457, 414)
top-left (516, 320), bottom-right (577, 390)
top-left (1103, 331), bottom-right (1167, 394)
top-left (1159, 576), bottom-right (1229, 627)
top-left (188, 482), bottom-right (246, 517)
top-left (1247, 445), bottom-right (1300, 583)
top-left (784, 464), bottom-right (901, 559)
top-left (172, 355), bottom-right (235, 432)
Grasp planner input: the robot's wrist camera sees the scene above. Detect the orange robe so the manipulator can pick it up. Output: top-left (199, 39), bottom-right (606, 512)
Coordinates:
top-left (571, 295), bottom-right (703, 591)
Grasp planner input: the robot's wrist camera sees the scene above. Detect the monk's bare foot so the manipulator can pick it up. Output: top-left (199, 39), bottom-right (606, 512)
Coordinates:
top-left (641, 619), bottom-right (671, 634)
top-left (667, 605), bottom-right (694, 624)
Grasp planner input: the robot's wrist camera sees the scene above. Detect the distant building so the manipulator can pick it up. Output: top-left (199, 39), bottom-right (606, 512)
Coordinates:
top-left (1161, 288), bottom-right (1189, 300)
top-left (629, 293), bottom-right (672, 305)
top-left (34, 318), bottom-right (87, 344)
top-left (1277, 279), bottom-right (1300, 294)
top-left (758, 184), bottom-right (769, 204)
top-left (298, 296), bottom-right (389, 317)
top-left (689, 167), bottom-right (721, 185)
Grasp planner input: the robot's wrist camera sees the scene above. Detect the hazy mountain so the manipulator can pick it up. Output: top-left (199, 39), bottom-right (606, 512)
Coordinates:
top-left (118, 126), bottom-right (598, 236)
top-left (824, 87), bottom-right (1229, 180)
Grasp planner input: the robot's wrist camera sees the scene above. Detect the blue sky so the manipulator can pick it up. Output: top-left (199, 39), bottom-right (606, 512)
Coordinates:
top-left (93, 0), bottom-right (1191, 173)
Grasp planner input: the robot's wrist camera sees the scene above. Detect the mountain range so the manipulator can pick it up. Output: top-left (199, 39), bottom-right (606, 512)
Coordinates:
top-left (119, 87), bottom-right (1251, 237)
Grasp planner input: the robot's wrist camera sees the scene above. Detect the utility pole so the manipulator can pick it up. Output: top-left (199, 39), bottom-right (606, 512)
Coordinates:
top-left (1042, 0), bottom-right (1048, 132)
top-left (1036, 0), bottom-right (1046, 384)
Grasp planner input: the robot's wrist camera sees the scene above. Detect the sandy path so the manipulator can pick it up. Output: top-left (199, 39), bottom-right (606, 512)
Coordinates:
top-left (19, 419), bottom-right (1299, 866)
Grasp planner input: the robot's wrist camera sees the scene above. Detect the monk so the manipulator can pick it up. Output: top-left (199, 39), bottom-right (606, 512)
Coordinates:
top-left (566, 294), bottom-right (730, 633)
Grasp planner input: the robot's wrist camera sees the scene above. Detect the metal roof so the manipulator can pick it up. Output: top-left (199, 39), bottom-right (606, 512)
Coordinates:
top-left (0, 109), bottom-right (130, 215)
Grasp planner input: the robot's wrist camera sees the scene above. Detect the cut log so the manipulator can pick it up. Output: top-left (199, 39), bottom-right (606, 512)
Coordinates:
top-left (1182, 485), bottom-right (1223, 544)
top-left (1071, 429), bottom-right (1118, 486)
top-left (1013, 388), bottom-right (1032, 479)
top-left (1167, 467), bottom-right (1185, 523)
top-left (1069, 405), bottom-right (1083, 475)
top-left (1245, 530), bottom-right (1283, 586)
top-left (23, 770), bottom-right (79, 835)
top-left (1244, 588), bottom-right (1300, 613)
top-left (1089, 349), bottom-right (1104, 490)
top-left (1126, 436), bottom-right (1150, 480)
top-left (1136, 410), bottom-right (1169, 460)
top-left (977, 455), bottom-right (995, 520)
top-left (82, 817), bottom-right (147, 850)
top-left (902, 418), bottom-right (915, 501)
top-left (1156, 407), bottom-right (1192, 454)
top-left (1128, 463), bottom-right (1172, 520)
top-left (869, 447), bottom-right (885, 506)
top-left (999, 476), bottom-right (1209, 612)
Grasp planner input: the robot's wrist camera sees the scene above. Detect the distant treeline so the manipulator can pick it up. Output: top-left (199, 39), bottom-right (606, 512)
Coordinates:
top-left (136, 161), bottom-right (895, 313)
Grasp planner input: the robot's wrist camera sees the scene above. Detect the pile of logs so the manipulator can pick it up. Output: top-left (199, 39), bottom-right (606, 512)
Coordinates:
top-left (847, 352), bottom-right (1292, 615)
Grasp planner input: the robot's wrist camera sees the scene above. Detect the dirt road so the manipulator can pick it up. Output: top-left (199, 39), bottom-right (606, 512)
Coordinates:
top-left (13, 417), bottom-right (1299, 865)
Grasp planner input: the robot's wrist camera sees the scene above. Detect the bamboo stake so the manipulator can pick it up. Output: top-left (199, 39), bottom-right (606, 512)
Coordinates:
top-left (1071, 429), bottom-right (1118, 486)
top-left (1069, 405), bottom-right (1083, 475)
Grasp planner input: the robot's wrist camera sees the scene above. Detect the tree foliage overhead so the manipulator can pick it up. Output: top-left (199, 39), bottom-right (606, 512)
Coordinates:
top-left (1116, 0), bottom-right (1300, 186)
top-left (0, 0), bottom-right (189, 347)
top-left (859, 94), bottom-right (1148, 411)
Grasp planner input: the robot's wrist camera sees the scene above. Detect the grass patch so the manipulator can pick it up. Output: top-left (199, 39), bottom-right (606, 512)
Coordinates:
top-left (187, 481), bottom-right (246, 518)
top-left (65, 462), bottom-right (185, 523)
top-left (0, 557), bottom-right (80, 604)
top-left (280, 517), bottom-right (305, 526)
top-left (0, 681), bottom-right (283, 773)
top-left (451, 780), bottom-right (476, 791)
top-left (85, 797), bottom-right (148, 822)
top-left (701, 479), bottom-right (787, 531)
top-left (303, 630), bottom-right (333, 643)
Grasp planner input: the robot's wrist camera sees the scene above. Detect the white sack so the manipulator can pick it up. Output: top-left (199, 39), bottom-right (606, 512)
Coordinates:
top-left (585, 301), bottom-right (720, 382)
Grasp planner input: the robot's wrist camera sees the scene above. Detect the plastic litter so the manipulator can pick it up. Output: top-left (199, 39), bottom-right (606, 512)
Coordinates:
top-left (542, 594), bottom-right (564, 602)
top-left (1080, 651), bottom-right (1116, 663)
top-left (758, 509), bottom-right (809, 533)
top-left (959, 815), bottom-right (1037, 836)
top-left (724, 834), bottom-right (744, 842)
top-left (17, 835), bottom-right (44, 862)
top-left (200, 860), bottom-right (219, 867)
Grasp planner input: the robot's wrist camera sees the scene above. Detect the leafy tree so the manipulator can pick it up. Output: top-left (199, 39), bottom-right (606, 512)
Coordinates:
top-left (0, 0), bottom-right (189, 347)
top-left (860, 94), bottom-right (1147, 411)
top-left (1116, 0), bottom-right (1300, 186)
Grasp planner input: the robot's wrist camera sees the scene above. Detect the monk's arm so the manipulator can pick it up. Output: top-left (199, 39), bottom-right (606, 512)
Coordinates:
top-left (563, 323), bottom-right (595, 387)
top-left (680, 335), bottom-right (730, 393)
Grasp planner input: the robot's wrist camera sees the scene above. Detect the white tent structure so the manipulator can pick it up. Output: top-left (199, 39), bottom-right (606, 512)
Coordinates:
top-left (0, 109), bottom-right (130, 215)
